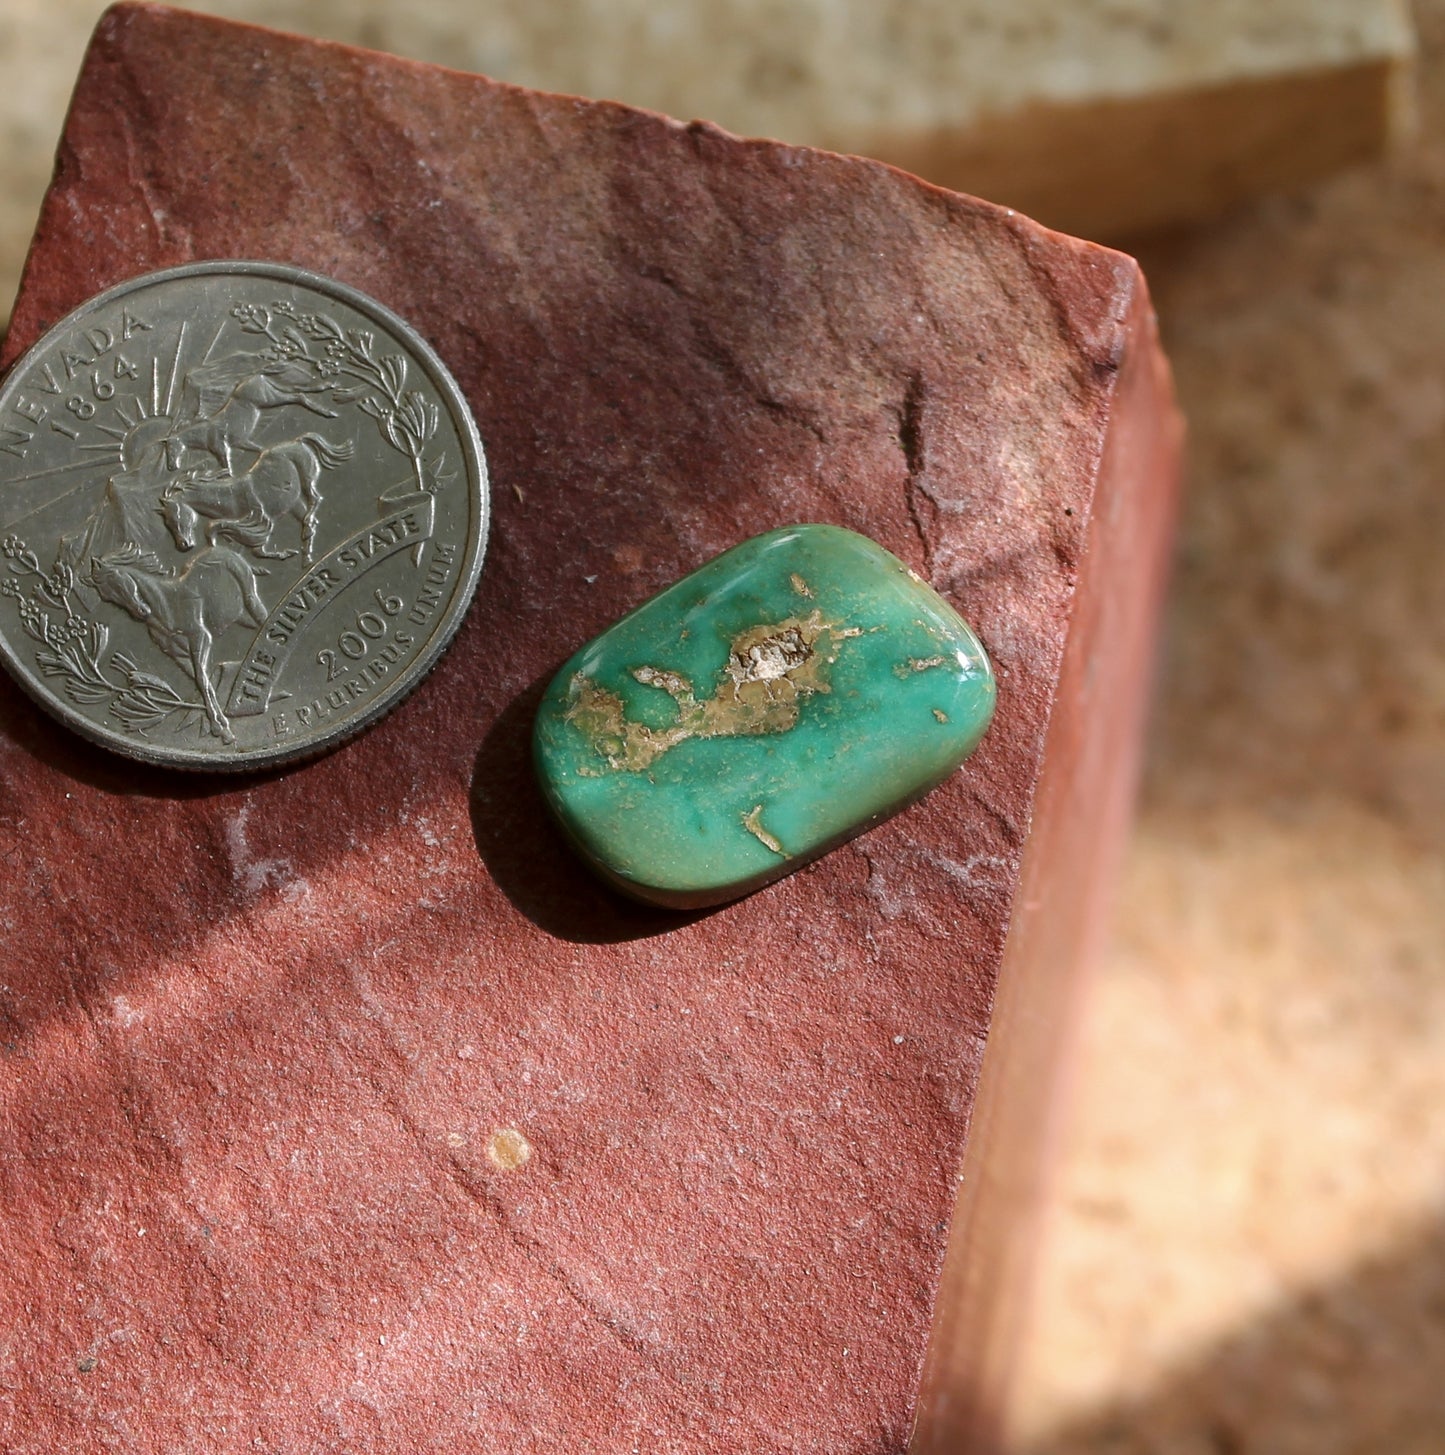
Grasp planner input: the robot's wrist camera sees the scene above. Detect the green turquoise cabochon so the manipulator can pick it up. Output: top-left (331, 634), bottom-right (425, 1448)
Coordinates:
top-left (533, 524), bottom-right (996, 908)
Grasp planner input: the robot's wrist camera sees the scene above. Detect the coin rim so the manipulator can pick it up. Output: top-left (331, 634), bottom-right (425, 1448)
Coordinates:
top-left (0, 259), bottom-right (490, 771)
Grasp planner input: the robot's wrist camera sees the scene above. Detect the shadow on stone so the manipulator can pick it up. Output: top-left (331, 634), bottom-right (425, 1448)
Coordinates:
top-left (0, 678), bottom-right (293, 800)
top-left (469, 671), bottom-right (704, 944)
top-left (1021, 1216), bottom-right (1445, 1454)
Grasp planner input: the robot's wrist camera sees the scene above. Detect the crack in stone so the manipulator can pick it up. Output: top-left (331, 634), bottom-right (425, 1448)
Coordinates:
top-left (1002, 217), bottom-right (1134, 387)
top-left (966, 785), bottom-right (1026, 850)
top-left (631, 254), bottom-right (830, 444)
top-left (427, 1140), bottom-right (685, 1390)
top-left (897, 371), bottom-right (937, 577)
top-left (109, 59), bottom-right (190, 256)
top-left (363, 1039), bottom-right (684, 1390)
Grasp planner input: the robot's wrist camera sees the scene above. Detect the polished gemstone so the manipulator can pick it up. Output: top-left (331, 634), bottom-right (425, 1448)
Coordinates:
top-left (533, 525), bottom-right (996, 908)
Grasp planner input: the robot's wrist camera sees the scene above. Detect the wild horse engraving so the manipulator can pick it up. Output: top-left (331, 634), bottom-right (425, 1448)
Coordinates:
top-left (164, 353), bottom-right (340, 475)
top-left (161, 433), bottom-right (353, 566)
top-left (91, 536), bottom-right (270, 746)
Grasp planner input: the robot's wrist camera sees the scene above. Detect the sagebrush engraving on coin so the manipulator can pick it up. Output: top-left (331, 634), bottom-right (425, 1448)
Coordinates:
top-left (0, 262), bottom-right (488, 768)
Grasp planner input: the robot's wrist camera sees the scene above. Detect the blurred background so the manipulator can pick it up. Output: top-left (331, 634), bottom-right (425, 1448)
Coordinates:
top-left (2, 2), bottom-right (1442, 1449)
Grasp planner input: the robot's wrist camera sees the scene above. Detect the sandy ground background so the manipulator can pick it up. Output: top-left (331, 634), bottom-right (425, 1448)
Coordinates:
top-left (1, 3), bottom-right (1442, 1450)
top-left (1017, 9), bottom-right (1445, 1446)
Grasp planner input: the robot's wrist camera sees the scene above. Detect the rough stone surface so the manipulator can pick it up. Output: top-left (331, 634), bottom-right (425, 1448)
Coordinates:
top-left (0, 0), bottom-right (1417, 313)
top-left (0, 6), bottom-right (1179, 1452)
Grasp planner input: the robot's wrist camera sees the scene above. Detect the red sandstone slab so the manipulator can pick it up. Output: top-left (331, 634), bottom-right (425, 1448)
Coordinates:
top-left (0, 6), bottom-right (1181, 1452)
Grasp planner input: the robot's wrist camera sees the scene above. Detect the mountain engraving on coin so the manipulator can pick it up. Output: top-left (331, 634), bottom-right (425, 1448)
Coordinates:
top-left (0, 262), bottom-right (488, 769)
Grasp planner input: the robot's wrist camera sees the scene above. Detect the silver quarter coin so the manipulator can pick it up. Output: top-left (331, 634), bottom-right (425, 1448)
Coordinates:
top-left (0, 261), bottom-right (488, 769)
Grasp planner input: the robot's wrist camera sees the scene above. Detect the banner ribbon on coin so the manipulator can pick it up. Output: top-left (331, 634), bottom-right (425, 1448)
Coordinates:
top-left (226, 485), bottom-right (435, 718)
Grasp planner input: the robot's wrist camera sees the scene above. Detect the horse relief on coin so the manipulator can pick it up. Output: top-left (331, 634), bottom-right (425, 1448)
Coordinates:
top-left (0, 262), bottom-right (489, 769)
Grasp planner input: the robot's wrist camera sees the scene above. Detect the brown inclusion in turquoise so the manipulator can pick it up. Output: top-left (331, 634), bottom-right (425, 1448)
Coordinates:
top-left (533, 525), bottom-right (996, 908)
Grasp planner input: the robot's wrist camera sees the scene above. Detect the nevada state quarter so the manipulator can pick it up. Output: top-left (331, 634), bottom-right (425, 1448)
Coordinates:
top-left (0, 262), bottom-right (488, 769)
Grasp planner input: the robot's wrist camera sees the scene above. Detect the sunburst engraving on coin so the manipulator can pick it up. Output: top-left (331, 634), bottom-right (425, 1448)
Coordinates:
top-left (0, 262), bottom-right (488, 769)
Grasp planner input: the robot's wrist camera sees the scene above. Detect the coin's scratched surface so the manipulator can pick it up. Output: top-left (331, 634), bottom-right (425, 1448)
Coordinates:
top-left (0, 261), bottom-right (488, 769)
